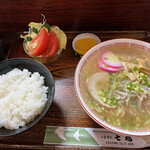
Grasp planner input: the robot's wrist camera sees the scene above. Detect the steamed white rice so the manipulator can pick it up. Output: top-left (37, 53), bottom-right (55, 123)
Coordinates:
top-left (0, 68), bottom-right (48, 130)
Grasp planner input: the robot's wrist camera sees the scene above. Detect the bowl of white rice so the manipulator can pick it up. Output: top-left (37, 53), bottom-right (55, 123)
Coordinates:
top-left (0, 58), bottom-right (55, 136)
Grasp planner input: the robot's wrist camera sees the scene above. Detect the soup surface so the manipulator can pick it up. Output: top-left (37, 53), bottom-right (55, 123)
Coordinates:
top-left (80, 44), bottom-right (150, 131)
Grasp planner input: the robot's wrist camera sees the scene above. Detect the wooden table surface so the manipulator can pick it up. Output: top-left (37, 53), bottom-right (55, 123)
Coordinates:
top-left (0, 31), bottom-right (150, 150)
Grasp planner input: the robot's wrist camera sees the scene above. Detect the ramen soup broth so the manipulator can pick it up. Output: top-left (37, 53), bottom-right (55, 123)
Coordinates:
top-left (80, 45), bottom-right (150, 131)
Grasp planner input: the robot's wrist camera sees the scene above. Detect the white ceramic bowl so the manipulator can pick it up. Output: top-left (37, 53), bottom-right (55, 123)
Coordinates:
top-left (75, 38), bottom-right (150, 136)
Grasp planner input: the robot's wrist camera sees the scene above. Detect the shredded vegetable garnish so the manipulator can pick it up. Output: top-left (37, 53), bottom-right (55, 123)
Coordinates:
top-left (87, 57), bottom-right (150, 130)
top-left (98, 68), bottom-right (150, 108)
top-left (41, 14), bottom-right (47, 25)
top-left (98, 58), bottom-right (150, 109)
top-left (20, 14), bottom-right (47, 39)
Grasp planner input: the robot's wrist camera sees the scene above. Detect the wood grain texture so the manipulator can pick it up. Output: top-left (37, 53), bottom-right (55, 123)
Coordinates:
top-left (0, 0), bottom-right (150, 31)
top-left (0, 31), bottom-right (150, 149)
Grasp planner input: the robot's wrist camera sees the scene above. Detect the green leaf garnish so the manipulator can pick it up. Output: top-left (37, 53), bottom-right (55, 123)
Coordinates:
top-left (104, 57), bottom-right (109, 60)
top-left (105, 64), bottom-right (108, 68)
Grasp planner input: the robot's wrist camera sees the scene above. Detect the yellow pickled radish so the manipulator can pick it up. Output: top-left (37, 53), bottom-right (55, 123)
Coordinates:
top-left (75, 38), bottom-right (96, 55)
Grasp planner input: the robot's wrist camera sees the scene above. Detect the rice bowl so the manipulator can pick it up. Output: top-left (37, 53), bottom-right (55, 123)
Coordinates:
top-left (0, 58), bottom-right (55, 136)
top-left (0, 68), bottom-right (48, 130)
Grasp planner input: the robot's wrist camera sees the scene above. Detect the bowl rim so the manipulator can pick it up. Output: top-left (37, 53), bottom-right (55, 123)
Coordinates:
top-left (74, 38), bottom-right (150, 137)
top-left (0, 57), bottom-right (55, 136)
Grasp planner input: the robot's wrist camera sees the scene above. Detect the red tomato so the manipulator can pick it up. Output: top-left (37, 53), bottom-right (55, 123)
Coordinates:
top-left (29, 28), bottom-right (49, 56)
top-left (42, 31), bottom-right (59, 57)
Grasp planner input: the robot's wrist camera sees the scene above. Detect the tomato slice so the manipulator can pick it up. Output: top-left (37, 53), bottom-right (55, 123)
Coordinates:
top-left (42, 31), bottom-right (59, 57)
top-left (29, 28), bottom-right (49, 56)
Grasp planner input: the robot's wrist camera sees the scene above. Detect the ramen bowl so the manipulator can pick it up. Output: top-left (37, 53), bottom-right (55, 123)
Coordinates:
top-left (75, 38), bottom-right (150, 136)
